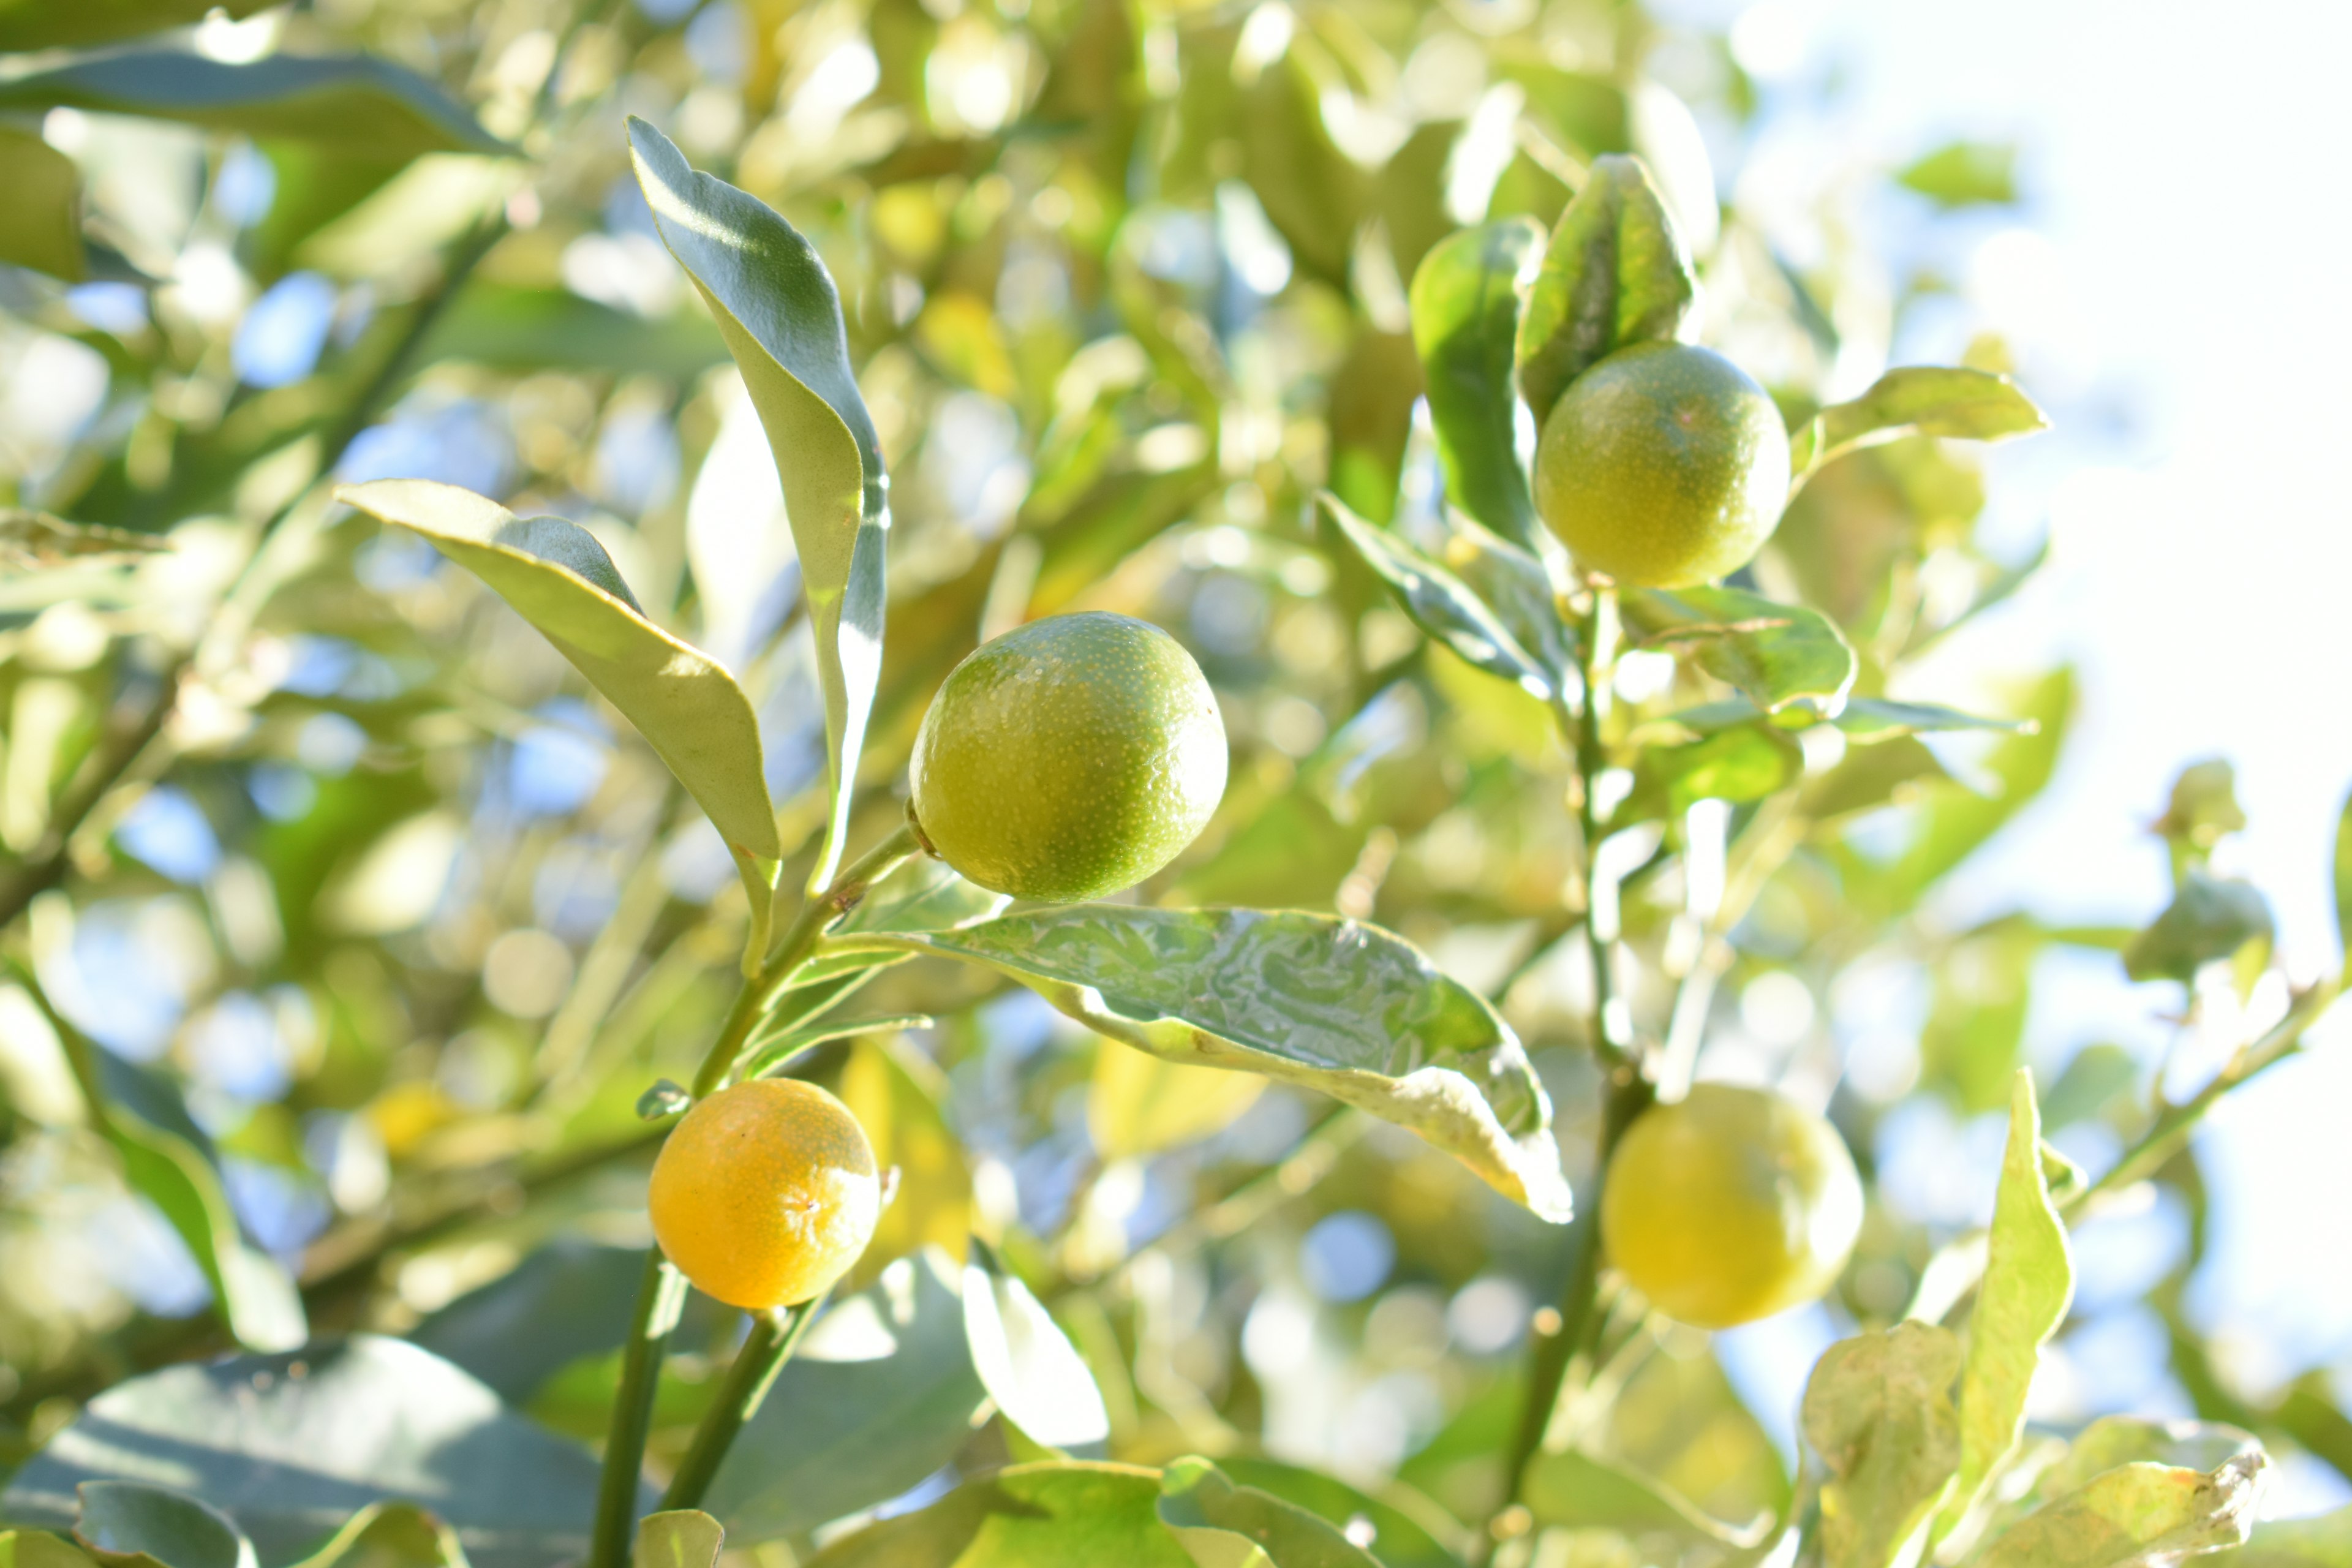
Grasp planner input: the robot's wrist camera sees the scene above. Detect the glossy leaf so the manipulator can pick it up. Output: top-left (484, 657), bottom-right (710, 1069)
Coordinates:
top-left (1790, 367), bottom-right (2047, 477)
top-left (1319, 492), bottom-right (1559, 699)
top-left (629, 116), bottom-right (887, 888)
top-left (1975, 1452), bottom-right (2266, 1568)
top-left (826, 905), bottom-right (1572, 1220)
top-left (1089, 1042), bottom-right (1267, 1161)
top-left (836, 1036), bottom-right (972, 1291)
top-left (1213, 1460), bottom-right (1461, 1568)
top-left (1802, 1321), bottom-right (1962, 1568)
top-left (75, 1485), bottom-right (254, 1568)
top-left (1515, 154), bottom-right (1699, 428)
top-left (963, 1253), bottom-right (1110, 1451)
top-left (634, 1513), bottom-right (722, 1568)
top-left (0, 0), bottom-right (267, 51)
top-left (0, 129), bottom-right (86, 283)
top-left (805, 1463), bottom-right (1189, 1568)
top-left (333, 481), bottom-right (780, 878)
top-left (706, 1252), bottom-right (986, 1544)
top-left (1522, 1448), bottom-right (1766, 1548)
top-left (2, 1338), bottom-right (611, 1568)
top-left (1157, 1457), bottom-right (1381, 1568)
top-left (2125, 872), bottom-right (2275, 984)
top-left (1619, 584), bottom-right (1858, 714)
top-left (1410, 219), bottom-right (1546, 548)
top-left (1940, 1071), bottom-right (2074, 1538)
top-left (288, 1504), bottom-right (470, 1568)
top-left (0, 54), bottom-right (505, 158)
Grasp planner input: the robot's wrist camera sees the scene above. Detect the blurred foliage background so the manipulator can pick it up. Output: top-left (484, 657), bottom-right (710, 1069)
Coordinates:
top-left (0, 0), bottom-right (2346, 1559)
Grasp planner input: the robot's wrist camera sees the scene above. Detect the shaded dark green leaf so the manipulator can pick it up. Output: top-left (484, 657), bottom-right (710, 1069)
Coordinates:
top-left (0, 126), bottom-right (86, 282)
top-left (1515, 154), bottom-right (1698, 428)
top-left (2, 1338), bottom-right (612, 1568)
top-left (629, 116), bottom-right (886, 886)
top-left (1214, 1460), bottom-right (1461, 1568)
top-left (1319, 492), bottom-right (1559, 698)
top-left (2124, 872), bottom-right (2275, 984)
top-left (75, 1485), bottom-right (254, 1568)
top-left (1409, 219), bottom-right (1545, 548)
top-left (1157, 1457), bottom-right (1382, 1566)
top-left (0, 0), bottom-right (268, 53)
top-left (1792, 367), bottom-right (2047, 477)
top-left (0, 53), bottom-right (505, 159)
top-left (826, 905), bottom-right (1570, 1220)
top-left (1619, 584), bottom-right (1857, 714)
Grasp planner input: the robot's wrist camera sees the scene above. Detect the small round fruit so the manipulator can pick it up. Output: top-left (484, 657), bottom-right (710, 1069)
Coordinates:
top-left (1533, 342), bottom-right (1792, 588)
top-left (648, 1079), bottom-right (880, 1310)
top-left (910, 611), bottom-right (1227, 903)
top-left (1600, 1083), bottom-right (1862, 1330)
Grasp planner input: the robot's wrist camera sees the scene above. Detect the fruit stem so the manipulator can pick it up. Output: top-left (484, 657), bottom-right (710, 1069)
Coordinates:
top-left (589, 1250), bottom-right (690, 1568)
top-left (688, 821), bottom-right (923, 1099)
top-left (660, 1293), bottom-right (829, 1512)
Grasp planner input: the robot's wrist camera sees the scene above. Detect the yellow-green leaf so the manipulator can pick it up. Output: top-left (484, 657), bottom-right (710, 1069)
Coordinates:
top-left (1790, 366), bottom-right (2046, 477)
top-left (634, 1512), bottom-right (721, 1568)
top-left (837, 1036), bottom-right (971, 1291)
top-left (1156, 1457), bottom-right (1382, 1568)
top-left (1802, 1321), bottom-right (1963, 1568)
top-left (0, 127), bottom-right (86, 283)
top-left (1515, 154), bottom-right (1698, 428)
top-left (1088, 1042), bottom-right (1265, 1161)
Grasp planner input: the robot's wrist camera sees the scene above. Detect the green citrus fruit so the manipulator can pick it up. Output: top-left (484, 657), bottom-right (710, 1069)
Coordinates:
top-left (1599, 1082), bottom-right (1862, 1329)
top-left (1533, 342), bottom-right (1791, 587)
top-left (910, 611), bottom-right (1227, 903)
top-left (649, 1078), bottom-right (880, 1309)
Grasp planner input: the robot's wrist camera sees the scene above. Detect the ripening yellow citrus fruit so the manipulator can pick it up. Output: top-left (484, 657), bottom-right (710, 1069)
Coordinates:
top-left (648, 1079), bottom-right (881, 1309)
top-left (909, 611), bottom-right (1228, 903)
top-left (1599, 1083), bottom-right (1863, 1330)
top-left (1533, 342), bottom-right (1791, 588)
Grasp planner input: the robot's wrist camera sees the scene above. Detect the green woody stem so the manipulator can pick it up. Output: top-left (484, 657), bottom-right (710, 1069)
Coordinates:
top-left (589, 1251), bottom-right (688, 1568)
top-left (660, 1292), bottom-right (829, 1512)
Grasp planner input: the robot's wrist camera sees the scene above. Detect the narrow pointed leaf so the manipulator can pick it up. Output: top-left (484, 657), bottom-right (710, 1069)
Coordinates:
top-left (1802, 1321), bottom-right (1963, 1568)
top-left (964, 1254), bottom-right (1110, 1451)
top-left (628, 116), bottom-right (887, 887)
top-left (634, 1513), bottom-right (722, 1568)
top-left (1791, 366), bottom-right (2047, 477)
top-left (334, 481), bottom-right (779, 878)
top-left (1515, 154), bottom-right (1698, 428)
top-left (1410, 218), bottom-right (1545, 548)
top-left (0, 53), bottom-right (507, 157)
top-left (1939, 1071), bottom-right (2074, 1537)
top-left (75, 1485), bottom-right (255, 1568)
top-left (825, 905), bottom-right (1572, 1220)
top-left (1619, 584), bottom-right (1858, 714)
top-left (0, 129), bottom-right (87, 283)
top-left (1157, 1458), bottom-right (1382, 1568)
top-left (1319, 492), bottom-right (1561, 698)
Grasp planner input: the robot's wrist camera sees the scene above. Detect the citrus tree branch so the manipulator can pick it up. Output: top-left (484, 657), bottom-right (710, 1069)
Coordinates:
top-left (660, 1291), bottom-right (827, 1512)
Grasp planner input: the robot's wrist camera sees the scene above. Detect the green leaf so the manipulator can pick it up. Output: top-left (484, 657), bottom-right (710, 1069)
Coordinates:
top-left (1319, 492), bottom-right (1560, 699)
top-left (2208, 1505), bottom-right (2352, 1566)
top-left (1618, 584), bottom-right (1858, 714)
top-left (1881, 669), bottom-right (2073, 897)
top-left (835, 1036), bottom-right (973, 1291)
top-left (1834, 697), bottom-right (2032, 741)
top-left (827, 905), bottom-right (1572, 1221)
top-left (1898, 141), bottom-right (2019, 208)
top-left (1790, 367), bottom-right (2047, 477)
top-left (2124, 872), bottom-right (2275, 984)
top-left (780, 856), bottom-right (1009, 993)
top-left (1521, 1449), bottom-right (1767, 1550)
top-left (1, 512), bottom-right (170, 572)
top-left (964, 1250), bottom-right (1110, 1453)
top-left (2152, 760), bottom-right (2246, 856)
top-left (804, 1461), bottom-right (1191, 1568)
top-left (1239, 53), bottom-right (1365, 288)
top-left (633, 1513), bottom-right (722, 1568)
top-left (418, 284), bottom-right (730, 380)
top-left (1409, 219), bottom-right (1547, 548)
top-left (628, 116), bottom-right (887, 888)
top-left (1974, 1452), bottom-right (2267, 1568)
top-left (0, 53), bottom-right (505, 158)
top-left (1939, 1071), bottom-right (2074, 1539)
top-left (1088, 1043), bottom-right (1266, 1161)
top-left (1213, 1460), bottom-right (1461, 1568)
top-left (1801, 1321), bottom-right (1963, 1568)
top-left (2, 1337), bottom-right (612, 1568)
top-left (1624, 722), bottom-right (1802, 821)
top-left (2036, 1419), bottom-right (2265, 1501)
top-left (0, 1534), bottom-right (99, 1568)
top-left (332, 481), bottom-right (780, 890)
top-left (75, 1485), bottom-right (255, 1568)
top-left (1515, 154), bottom-right (1699, 428)
top-left (706, 1251), bottom-right (986, 1545)
top-left (0, 128), bottom-right (87, 283)
top-left (288, 1504), bottom-right (470, 1568)
top-left (1156, 1457), bottom-right (1381, 1568)
top-left (0, 0), bottom-right (266, 51)
top-left (2336, 786), bottom-right (2352, 979)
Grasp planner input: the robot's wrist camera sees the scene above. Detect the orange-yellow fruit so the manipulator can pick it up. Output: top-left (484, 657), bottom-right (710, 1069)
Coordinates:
top-left (1533, 342), bottom-right (1791, 588)
top-left (1599, 1083), bottom-right (1862, 1329)
top-left (648, 1079), bottom-right (881, 1309)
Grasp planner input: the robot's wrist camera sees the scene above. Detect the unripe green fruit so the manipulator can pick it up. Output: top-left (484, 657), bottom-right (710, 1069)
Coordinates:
top-left (1533, 342), bottom-right (1792, 588)
top-left (910, 612), bottom-right (1227, 903)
